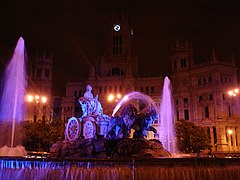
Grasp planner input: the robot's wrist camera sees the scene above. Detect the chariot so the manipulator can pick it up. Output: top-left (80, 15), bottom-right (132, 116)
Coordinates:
top-left (65, 94), bottom-right (110, 141)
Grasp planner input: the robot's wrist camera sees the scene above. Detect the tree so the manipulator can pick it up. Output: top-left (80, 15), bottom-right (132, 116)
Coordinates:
top-left (175, 119), bottom-right (211, 153)
top-left (23, 119), bottom-right (64, 152)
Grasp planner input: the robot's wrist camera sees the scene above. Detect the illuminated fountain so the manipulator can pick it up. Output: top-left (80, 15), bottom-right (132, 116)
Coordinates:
top-left (0, 43), bottom-right (239, 178)
top-left (1, 82), bottom-right (240, 179)
top-left (0, 37), bottom-right (27, 156)
top-left (160, 76), bottom-right (177, 154)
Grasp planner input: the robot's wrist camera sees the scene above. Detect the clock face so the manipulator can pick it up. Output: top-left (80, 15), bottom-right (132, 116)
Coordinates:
top-left (113, 24), bottom-right (121, 32)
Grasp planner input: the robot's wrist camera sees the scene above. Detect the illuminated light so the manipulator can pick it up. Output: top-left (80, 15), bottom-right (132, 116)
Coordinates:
top-left (117, 94), bottom-right (122, 99)
top-left (234, 88), bottom-right (239, 94)
top-left (35, 95), bottom-right (40, 100)
top-left (228, 91), bottom-right (233, 96)
top-left (41, 96), bottom-right (47, 103)
top-left (26, 95), bottom-right (33, 102)
top-left (108, 94), bottom-right (114, 102)
top-left (228, 129), bottom-right (233, 135)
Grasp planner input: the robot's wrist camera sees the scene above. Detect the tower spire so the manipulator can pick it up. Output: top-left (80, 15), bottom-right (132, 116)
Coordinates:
top-left (210, 48), bottom-right (218, 64)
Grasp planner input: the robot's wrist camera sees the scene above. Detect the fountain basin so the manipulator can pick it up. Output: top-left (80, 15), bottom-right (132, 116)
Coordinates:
top-left (0, 157), bottom-right (240, 179)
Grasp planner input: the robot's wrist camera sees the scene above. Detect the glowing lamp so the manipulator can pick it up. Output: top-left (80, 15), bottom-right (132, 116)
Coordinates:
top-left (228, 129), bottom-right (233, 135)
top-left (26, 95), bottom-right (33, 102)
top-left (117, 94), bottom-right (122, 99)
top-left (41, 96), bottom-right (47, 103)
top-left (234, 88), bottom-right (239, 94)
top-left (108, 94), bottom-right (114, 102)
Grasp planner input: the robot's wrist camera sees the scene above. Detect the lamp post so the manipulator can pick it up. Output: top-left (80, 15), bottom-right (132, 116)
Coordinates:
top-left (26, 94), bottom-right (47, 151)
top-left (227, 88), bottom-right (239, 118)
top-left (107, 93), bottom-right (122, 114)
top-left (228, 88), bottom-right (239, 97)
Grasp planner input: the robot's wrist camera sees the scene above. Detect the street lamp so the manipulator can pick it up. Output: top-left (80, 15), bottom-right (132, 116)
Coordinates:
top-left (107, 93), bottom-right (122, 102)
top-left (107, 93), bottom-right (122, 114)
top-left (228, 129), bottom-right (233, 135)
top-left (26, 94), bottom-right (47, 151)
top-left (228, 88), bottom-right (239, 97)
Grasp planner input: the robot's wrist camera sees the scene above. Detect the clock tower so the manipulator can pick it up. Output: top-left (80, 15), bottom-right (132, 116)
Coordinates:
top-left (96, 15), bottom-right (138, 78)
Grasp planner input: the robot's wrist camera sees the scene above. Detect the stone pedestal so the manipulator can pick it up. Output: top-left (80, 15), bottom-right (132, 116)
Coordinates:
top-left (96, 121), bottom-right (109, 137)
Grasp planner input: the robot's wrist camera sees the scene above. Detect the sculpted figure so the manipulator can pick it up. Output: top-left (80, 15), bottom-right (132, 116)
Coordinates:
top-left (79, 85), bottom-right (103, 117)
top-left (132, 106), bottom-right (158, 138)
top-left (107, 104), bottom-right (157, 139)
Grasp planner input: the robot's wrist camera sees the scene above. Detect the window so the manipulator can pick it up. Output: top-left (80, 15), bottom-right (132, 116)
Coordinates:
top-left (184, 98), bottom-right (188, 108)
top-left (181, 58), bottom-right (184, 67)
top-left (74, 91), bottom-right (77, 97)
top-left (99, 87), bottom-right (102, 94)
top-left (176, 99), bottom-right (178, 105)
top-left (112, 68), bottom-right (120, 76)
top-left (205, 106), bottom-right (209, 118)
top-left (146, 87), bottom-right (149, 94)
top-left (151, 86), bottom-right (154, 93)
top-left (183, 58), bottom-right (187, 67)
top-left (184, 109), bottom-right (189, 120)
top-left (199, 96), bottom-right (202, 102)
top-left (140, 87), bottom-right (143, 92)
top-left (184, 98), bottom-right (188, 107)
top-left (228, 106), bottom-right (231, 117)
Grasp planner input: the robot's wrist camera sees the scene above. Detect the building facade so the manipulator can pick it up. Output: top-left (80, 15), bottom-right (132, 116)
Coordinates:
top-left (61, 15), bottom-right (163, 139)
top-left (26, 52), bottom-right (53, 123)
top-left (60, 17), bottom-right (240, 154)
top-left (171, 40), bottom-right (240, 153)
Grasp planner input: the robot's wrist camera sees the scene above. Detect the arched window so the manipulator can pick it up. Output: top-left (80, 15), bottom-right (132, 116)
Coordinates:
top-left (107, 67), bottom-right (124, 77)
top-left (184, 109), bottom-right (189, 120)
top-left (205, 106), bottom-right (209, 118)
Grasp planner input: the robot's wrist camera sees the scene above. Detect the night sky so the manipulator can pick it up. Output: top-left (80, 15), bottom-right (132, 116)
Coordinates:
top-left (0, 0), bottom-right (240, 96)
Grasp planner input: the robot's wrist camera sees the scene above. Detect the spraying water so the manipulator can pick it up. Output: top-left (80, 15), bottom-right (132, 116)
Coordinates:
top-left (112, 92), bottom-right (159, 117)
top-left (0, 37), bottom-right (27, 149)
top-left (160, 77), bottom-right (177, 153)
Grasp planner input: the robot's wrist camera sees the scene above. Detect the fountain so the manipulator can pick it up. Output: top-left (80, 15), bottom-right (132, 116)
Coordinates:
top-left (0, 48), bottom-right (240, 178)
top-left (0, 37), bottom-right (27, 156)
top-left (160, 76), bottom-right (177, 154)
top-left (50, 85), bottom-right (171, 158)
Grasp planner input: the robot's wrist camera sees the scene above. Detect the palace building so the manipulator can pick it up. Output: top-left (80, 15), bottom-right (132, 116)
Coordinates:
top-left (171, 41), bottom-right (240, 153)
top-left (57, 16), bottom-right (240, 154)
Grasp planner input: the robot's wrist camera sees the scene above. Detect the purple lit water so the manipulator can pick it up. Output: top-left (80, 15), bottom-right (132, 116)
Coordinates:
top-left (160, 77), bottom-right (177, 154)
top-left (112, 92), bottom-right (159, 117)
top-left (1, 158), bottom-right (240, 179)
top-left (0, 37), bottom-right (26, 150)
